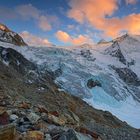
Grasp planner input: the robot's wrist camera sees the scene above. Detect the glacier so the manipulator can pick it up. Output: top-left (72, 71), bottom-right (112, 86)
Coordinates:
top-left (84, 87), bottom-right (140, 128)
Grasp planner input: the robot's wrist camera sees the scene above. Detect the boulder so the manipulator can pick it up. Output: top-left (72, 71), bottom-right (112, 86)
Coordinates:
top-left (24, 130), bottom-right (44, 140)
top-left (45, 134), bottom-right (51, 140)
top-left (27, 112), bottom-right (40, 124)
top-left (37, 105), bottom-right (48, 114)
top-left (17, 117), bottom-right (33, 133)
top-left (49, 127), bottom-right (65, 140)
top-left (0, 107), bottom-right (9, 125)
top-left (49, 111), bottom-right (59, 117)
top-left (18, 101), bottom-right (31, 109)
top-left (0, 125), bottom-right (16, 140)
top-left (47, 114), bottom-right (66, 126)
top-left (34, 120), bottom-right (48, 133)
top-left (9, 114), bottom-right (19, 123)
top-left (58, 129), bottom-right (92, 140)
top-left (0, 106), bottom-right (6, 115)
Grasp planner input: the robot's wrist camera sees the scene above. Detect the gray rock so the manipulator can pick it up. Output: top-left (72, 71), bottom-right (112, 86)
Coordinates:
top-left (58, 129), bottom-right (92, 140)
top-left (27, 112), bottom-right (40, 124)
top-left (45, 134), bottom-right (52, 140)
top-left (9, 114), bottom-right (18, 122)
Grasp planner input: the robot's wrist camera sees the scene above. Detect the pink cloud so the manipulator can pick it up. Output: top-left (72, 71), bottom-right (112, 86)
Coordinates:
top-left (38, 16), bottom-right (52, 31)
top-left (125, 0), bottom-right (137, 5)
top-left (20, 31), bottom-right (51, 46)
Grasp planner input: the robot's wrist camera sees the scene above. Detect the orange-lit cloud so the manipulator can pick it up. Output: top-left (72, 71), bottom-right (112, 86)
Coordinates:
top-left (95, 14), bottom-right (140, 37)
top-left (68, 0), bottom-right (140, 38)
top-left (56, 30), bottom-right (71, 43)
top-left (68, 0), bottom-right (118, 24)
top-left (125, 0), bottom-right (137, 5)
top-left (56, 30), bottom-right (92, 45)
top-left (20, 31), bottom-right (51, 46)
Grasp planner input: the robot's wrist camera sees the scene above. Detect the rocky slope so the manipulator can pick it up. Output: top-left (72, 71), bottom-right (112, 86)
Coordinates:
top-left (0, 24), bottom-right (140, 140)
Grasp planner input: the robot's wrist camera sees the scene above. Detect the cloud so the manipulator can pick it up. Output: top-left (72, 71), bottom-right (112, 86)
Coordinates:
top-left (38, 16), bottom-right (52, 31)
top-left (16, 4), bottom-right (52, 31)
top-left (68, 0), bottom-right (118, 24)
top-left (0, 4), bottom-right (53, 32)
top-left (125, 0), bottom-right (137, 5)
top-left (55, 30), bottom-right (93, 45)
top-left (16, 4), bottom-right (40, 19)
top-left (56, 30), bottom-right (71, 43)
top-left (68, 0), bottom-right (140, 37)
top-left (95, 14), bottom-right (140, 37)
top-left (20, 31), bottom-right (51, 46)
top-left (72, 35), bottom-right (91, 45)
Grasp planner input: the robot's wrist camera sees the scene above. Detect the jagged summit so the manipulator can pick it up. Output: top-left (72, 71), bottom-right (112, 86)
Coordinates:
top-left (113, 33), bottom-right (140, 44)
top-left (0, 23), bottom-right (10, 32)
top-left (0, 23), bottom-right (27, 46)
top-left (113, 34), bottom-right (129, 42)
top-left (97, 39), bottom-right (108, 44)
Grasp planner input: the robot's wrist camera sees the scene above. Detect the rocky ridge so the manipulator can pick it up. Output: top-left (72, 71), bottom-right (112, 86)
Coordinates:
top-left (0, 23), bottom-right (27, 46)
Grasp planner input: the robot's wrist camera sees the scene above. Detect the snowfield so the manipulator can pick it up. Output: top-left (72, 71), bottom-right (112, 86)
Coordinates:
top-left (0, 34), bottom-right (140, 128)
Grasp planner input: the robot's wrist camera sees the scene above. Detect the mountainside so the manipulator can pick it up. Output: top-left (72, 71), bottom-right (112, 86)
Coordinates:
top-left (0, 24), bottom-right (140, 140)
top-left (7, 34), bottom-right (139, 128)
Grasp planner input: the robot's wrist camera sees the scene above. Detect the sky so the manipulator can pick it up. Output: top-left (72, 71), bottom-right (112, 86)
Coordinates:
top-left (0, 0), bottom-right (140, 46)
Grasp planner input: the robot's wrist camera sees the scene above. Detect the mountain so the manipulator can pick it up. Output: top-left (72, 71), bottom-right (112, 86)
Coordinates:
top-left (10, 33), bottom-right (140, 127)
top-left (0, 24), bottom-right (140, 140)
top-left (0, 23), bottom-right (27, 46)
